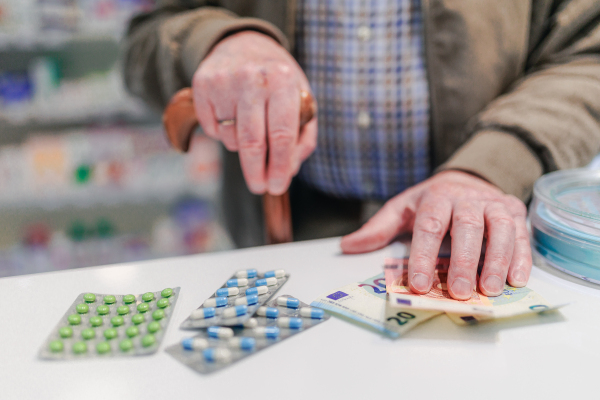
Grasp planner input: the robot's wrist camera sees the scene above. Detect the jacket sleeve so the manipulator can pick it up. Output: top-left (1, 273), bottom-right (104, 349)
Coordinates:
top-left (122, 1), bottom-right (289, 110)
top-left (440, 1), bottom-right (600, 201)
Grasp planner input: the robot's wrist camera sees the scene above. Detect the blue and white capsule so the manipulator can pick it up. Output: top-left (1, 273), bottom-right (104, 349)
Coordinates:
top-left (234, 294), bottom-right (258, 306)
top-left (226, 278), bottom-right (248, 287)
top-left (277, 317), bottom-right (303, 329)
top-left (245, 286), bottom-right (269, 296)
top-left (181, 337), bottom-right (209, 351)
top-left (208, 326), bottom-right (234, 339)
top-left (276, 296), bottom-right (300, 309)
top-left (229, 337), bottom-right (256, 351)
top-left (256, 306), bottom-right (279, 318)
top-left (216, 287), bottom-right (239, 297)
top-left (235, 269), bottom-right (257, 279)
top-left (253, 326), bottom-right (280, 339)
top-left (203, 296), bottom-right (228, 308)
top-left (203, 348), bottom-right (232, 363)
top-left (243, 318), bottom-right (258, 328)
top-left (264, 269), bottom-right (285, 278)
top-left (222, 305), bottom-right (248, 318)
top-left (190, 307), bottom-right (216, 320)
top-left (255, 277), bottom-right (277, 287)
top-left (300, 307), bottom-right (325, 319)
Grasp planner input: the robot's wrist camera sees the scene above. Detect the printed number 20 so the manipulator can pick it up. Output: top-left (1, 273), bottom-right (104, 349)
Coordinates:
top-left (387, 312), bottom-right (415, 325)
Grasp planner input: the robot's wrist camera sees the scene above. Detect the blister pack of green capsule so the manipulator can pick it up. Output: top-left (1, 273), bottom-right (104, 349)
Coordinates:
top-left (39, 288), bottom-right (180, 360)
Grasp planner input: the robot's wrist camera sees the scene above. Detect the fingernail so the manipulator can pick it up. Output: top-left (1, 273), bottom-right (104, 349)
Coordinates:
top-left (512, 271), bottom-right (526, 286)
top-left (450, 277), bottom-right (472, 299)
top-left (268, 178), bottom-right (284, 194)
top-left (483, 275), bottom-right (503, 295)
top-left (411, 273), bottom-right (429, 292)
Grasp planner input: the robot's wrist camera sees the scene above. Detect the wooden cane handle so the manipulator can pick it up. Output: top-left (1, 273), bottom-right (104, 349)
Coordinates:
top-left (162, 88), bottom-right (316, 245)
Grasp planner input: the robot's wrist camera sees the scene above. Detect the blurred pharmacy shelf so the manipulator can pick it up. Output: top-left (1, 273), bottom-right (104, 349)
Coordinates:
top-left (0, 0), bottom-right (234, 277)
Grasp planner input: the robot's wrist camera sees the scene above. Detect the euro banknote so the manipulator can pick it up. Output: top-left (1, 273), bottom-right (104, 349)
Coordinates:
top-left (311, 272), bottom-right (441, 338)
top-left (384, 257), bottom-right (565, 324)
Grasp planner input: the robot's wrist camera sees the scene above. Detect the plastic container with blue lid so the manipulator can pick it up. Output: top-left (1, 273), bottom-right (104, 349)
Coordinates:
top-left (530, 169), bottom-right (600, 284)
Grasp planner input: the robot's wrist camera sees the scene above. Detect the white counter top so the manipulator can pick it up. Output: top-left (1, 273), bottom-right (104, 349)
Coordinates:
top-left (0, 237), bottom-right (597, 400)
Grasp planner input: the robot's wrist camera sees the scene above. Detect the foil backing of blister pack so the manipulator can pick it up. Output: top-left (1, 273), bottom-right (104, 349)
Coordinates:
top-left (166, 295), bottom-right (330, 374)
top-left (39, 288), bottom-right (180, 360)
top-left (180, 270), bottom-right (289, 329)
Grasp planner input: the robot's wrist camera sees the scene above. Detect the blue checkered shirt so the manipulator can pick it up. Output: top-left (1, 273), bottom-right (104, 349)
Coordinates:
top-left (296, 0), bottom-right (430, 200)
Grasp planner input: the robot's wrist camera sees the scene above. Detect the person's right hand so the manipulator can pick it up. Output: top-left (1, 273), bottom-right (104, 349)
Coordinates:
top-left (192, 31), bottom-right (317, 196)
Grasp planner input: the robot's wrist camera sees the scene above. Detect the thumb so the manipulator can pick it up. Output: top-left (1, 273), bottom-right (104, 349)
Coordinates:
top-left (340, 196), bottom-right (414, 254)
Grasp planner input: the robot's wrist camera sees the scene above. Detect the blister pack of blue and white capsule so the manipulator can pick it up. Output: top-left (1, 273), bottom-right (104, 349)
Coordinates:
top-left (166, 295), bottom-right (329, 374)
top-left (179, 269), bottom-right (289, 329)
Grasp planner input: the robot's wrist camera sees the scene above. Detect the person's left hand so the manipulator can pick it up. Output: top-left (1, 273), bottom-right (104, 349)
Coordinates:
top-left (340, 170), bottom-right (532, 300)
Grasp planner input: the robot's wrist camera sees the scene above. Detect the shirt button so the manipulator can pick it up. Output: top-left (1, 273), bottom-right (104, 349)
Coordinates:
top-left (357, 111), bottom-right (371, 128)
top-left (357, 25), bottom-right (371, 41)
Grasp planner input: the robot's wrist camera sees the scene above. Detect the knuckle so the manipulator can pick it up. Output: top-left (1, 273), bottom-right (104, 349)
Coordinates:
top-left (269, 129), bottom-right (295, 149)
top-left (451, 253), bottom-right (477, 268)
top-left (415, 215), bottom-right (446, 238)
top-left (487, 253), bottom-right (512, 267)
top-left (238, 64), bottom-right (265, 83)
top-left (489, 214), bottom-right (516, 231)
top-left (272, 63), bottom-right (294, 80)
top-left (411, 254), bottom-right (434, 269)
top-left (453, 212), bottom-right (484, 230)
top-left (515, 232), bottom-right (530, 247)
top-left (238, 134), bottom-right (266, 155)
top-left (506, 195), bottom-right (527, 214)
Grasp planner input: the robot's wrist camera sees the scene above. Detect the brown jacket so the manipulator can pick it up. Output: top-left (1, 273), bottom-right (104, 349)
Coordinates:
top-left (124, 0), bottom-right (600, 202)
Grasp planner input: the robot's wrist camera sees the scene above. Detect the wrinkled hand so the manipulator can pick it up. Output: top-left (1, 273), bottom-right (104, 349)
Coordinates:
top-left (192, 31), bottom-right (317, 195)
top-left (341, 170), bottom-right (532, 300)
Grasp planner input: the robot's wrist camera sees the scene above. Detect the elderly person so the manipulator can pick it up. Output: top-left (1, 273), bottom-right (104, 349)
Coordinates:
top-left (124, 1), bottom-right (600, 299)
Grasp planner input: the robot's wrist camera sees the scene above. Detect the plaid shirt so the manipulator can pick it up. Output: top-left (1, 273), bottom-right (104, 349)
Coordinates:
top-left (296, 0), bottom-right (430, 200)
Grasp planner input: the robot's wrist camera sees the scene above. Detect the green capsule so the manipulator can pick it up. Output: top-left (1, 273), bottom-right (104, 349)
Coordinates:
top-left (59, 327), bottom-right (73, 339)
top-left (49, 340), bottom-right (63, 352)
top-left (103, 295), bottom-right (116, 304)
top-left (76, 303), bottom-right (89, 314)
top-left (117, 305), bottom-right (130, 315)
top-left (104, 328), bottom-right (118, 340)
top-left (152, 309), bottom-right (165, 321)
top-left (81, 328), bottom-right (96, 340)
top-left (96, 341), bottom-right (111, 354)
top-left (72, 342), bottom-right (88, 354)
top-left (123, 294), bottom-right (136, 304)
top-left (131, 314), bottom-right (145, 325)
top-left (126, 326), bottom-right (139, 338)
top-left (111, 316), bottom-right (124, 327)
top-left (68, 314), bottom-right (81, 325)
top-left (119, 339), bottom-right (134, 352)
top-left (96, 305), bottom-right (110, 315)
top-left (137, 303), bottom-right (149, 313)
top-left (161, 288), bottom-right (173, 298)
top-left (142, 292), bottom-right (154, 302)
top-left (83, 293), bottom-right (96, 303)
top-left (147, 321), bottom-right (161, 333)
top-left (141, 334), bottom-right (156, 348)
top-left (89, 316), bottom-right (103, 327)
top-left (157, 298), bottom-right (169, 309)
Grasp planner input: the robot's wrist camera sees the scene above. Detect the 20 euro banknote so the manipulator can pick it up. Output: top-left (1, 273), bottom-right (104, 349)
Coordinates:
top-left (384, 257), bottom-right (566, 324)
top-left (311, 272), bottom-right (441, 337)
